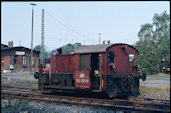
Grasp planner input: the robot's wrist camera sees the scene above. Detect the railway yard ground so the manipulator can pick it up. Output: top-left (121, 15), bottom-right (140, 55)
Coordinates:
top-left (1, 71), bottom-right (170, 113)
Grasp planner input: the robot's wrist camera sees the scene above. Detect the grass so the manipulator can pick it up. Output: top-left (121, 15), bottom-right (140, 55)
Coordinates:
top-left (2, 100), bottom-right (29, 111)
top-left (20, 78), bottom-right (38, 82)
top-left (1, 93), bottom-right (12, 108)
top-left (14, 100), bottom-right (29, 111)
top-left (139, 86), bottom-right (170, 99)
top-left (148, 73), bottom-right (170, 77)
top-left (140, 86), bottom-right (170, 93)
top-left (2, 93), bottom-right (29, 111)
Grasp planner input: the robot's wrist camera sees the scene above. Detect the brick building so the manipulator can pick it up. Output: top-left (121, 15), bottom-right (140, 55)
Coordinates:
top-left (1, 41), bottom-right (40, 72)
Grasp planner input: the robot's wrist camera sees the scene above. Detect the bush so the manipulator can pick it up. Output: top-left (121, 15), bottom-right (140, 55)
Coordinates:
top-left (14, 100), bottom-right (29, 111)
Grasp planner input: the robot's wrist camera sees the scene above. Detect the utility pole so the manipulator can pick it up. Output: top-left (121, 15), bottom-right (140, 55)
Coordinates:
top-left (98, 33), bottom-right (102, 44)
top-left (41, 9), bottom-right (45, 67)
top-left (19, 41), bottom-right (21, 46)
top-left (30, 3), bottom-right (36, 74)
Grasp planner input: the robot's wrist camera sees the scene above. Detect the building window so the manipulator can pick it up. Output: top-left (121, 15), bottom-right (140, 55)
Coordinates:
top-left (29, 57), bottom-right (34, 67)
top-left (22, 56), bottom-right (27, 68)
top-left (22, 56), bottom-right (26, 65)
top-left (129, 53), bottom-right (136, 64)
top-left (14, 55), bottom-right (17, 65)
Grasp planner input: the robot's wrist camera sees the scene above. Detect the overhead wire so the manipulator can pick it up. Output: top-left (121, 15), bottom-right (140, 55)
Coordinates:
top-left (34, 5), bottom-right (96, 46)
top-left (44, 10), bottom-right (91, 40)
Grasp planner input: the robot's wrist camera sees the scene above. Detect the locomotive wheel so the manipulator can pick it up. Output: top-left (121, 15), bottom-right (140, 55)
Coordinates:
top-left (34, 72), bottom-right (39, 79)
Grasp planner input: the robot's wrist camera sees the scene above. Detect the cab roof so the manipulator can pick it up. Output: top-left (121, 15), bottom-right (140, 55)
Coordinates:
top-left (74, 43), bottom-right (138, 54)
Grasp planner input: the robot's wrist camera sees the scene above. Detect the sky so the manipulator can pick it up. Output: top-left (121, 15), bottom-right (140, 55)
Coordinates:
top-left (1, 1), bottom-right (170, 51)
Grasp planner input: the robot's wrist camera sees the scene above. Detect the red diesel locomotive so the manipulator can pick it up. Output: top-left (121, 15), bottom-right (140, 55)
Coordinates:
top-left (34, 43), bottom-right (146, 98)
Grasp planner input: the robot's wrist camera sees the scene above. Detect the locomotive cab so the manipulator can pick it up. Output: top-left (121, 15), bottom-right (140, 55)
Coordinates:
top-left (78, 53), bottom-right (103, 91)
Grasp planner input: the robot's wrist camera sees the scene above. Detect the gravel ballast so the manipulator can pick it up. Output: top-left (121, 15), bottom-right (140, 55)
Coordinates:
top-left (1, 72), bottom-right (170, 113)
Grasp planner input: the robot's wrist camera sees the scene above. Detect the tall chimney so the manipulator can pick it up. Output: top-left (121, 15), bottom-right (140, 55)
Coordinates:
top-left (8, 41), bottom-right (13, 47)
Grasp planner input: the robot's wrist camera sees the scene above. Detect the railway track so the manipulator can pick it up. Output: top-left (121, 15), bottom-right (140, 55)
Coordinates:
top-left (1, 85), bottom-right (170, 113)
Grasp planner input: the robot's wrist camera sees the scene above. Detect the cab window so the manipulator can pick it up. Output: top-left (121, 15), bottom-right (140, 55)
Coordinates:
top-left (107, 51), bottom-right (115, 63)
top-left (129, 53), bottom-right (136, 64)
top-left (80, 54), bottom-right (91, 70)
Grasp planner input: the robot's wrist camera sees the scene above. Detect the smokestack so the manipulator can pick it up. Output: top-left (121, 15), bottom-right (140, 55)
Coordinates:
top-left (57, 48), bottom-right (62, 54)
top-left (103, 40), bottom-right (110, 44)
top-left (8, 41), bottom-right (13, 47)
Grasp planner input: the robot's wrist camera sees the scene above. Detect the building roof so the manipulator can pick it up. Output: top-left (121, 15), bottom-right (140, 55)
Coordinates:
top-left (1, 46), bottom-right (40, 53)
top-left (1, 44), bottom-right (8, 48)
top-left (74, 43), bottom-right (138, 54)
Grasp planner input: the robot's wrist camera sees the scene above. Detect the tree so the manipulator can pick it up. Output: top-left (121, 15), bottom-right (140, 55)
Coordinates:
top-left (49, 42), bottom-right (82, 56)
top-left (135, 11), bottom-right (170, 75)
top-left (61, 42), bottom-right (81, 54)
top-left (62, 45), bottom-right (74, 54)
top-left (73, 43), bottom-right (81, 49)
top-left (34, 45), bottom-right (49, 59)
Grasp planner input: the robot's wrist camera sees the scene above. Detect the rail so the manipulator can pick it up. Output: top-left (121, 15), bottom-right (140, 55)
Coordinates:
top-left (1, 85), bottom-right (170, 113)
